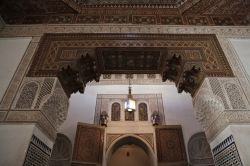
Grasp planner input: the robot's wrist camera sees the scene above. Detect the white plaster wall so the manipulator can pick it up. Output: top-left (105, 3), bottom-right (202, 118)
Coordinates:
top-left (0, 124), bottom-right (35, 166)
top-left (0, 38), bottom-right (31, 101)
top-left (230, 38), bottom-right (250, 78)
top-left (59, 84), bottom-right (202, 153)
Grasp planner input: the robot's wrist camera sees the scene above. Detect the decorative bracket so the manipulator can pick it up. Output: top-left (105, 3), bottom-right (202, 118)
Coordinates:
top-left (162, 54), bottom-right (182, 82)
top-left (58, 53), bottom-right (101, 97)
top-left (178, 65), bottom-right (204, 96)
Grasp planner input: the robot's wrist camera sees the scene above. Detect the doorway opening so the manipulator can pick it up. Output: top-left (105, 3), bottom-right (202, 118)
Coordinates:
top-left (106, 135), bottom-right (156, 166)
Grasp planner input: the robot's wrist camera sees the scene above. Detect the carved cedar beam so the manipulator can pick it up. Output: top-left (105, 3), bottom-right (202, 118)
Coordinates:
top-left (57, 53), bottom-right (101, 97)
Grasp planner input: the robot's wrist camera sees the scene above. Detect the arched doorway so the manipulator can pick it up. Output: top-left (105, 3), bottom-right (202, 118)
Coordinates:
top-left (106, 135), bottom-right (156, 166)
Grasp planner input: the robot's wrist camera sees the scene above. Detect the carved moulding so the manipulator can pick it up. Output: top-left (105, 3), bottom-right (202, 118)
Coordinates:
top-left (3, 77), bottom-right (69, 140)
top-left (193, 77), bottom-right (250, 142)
top-left (0, 24), bottom-right (250, 38)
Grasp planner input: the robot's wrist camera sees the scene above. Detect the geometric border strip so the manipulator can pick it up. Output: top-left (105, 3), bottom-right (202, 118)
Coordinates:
top-left (212, 135), bottom-right (243, 166)
top-left (3, 13), bottom-right (250, 26)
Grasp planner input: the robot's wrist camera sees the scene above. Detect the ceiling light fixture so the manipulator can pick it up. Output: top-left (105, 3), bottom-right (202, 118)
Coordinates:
top-left (125, 79), bottom-right (136, 112)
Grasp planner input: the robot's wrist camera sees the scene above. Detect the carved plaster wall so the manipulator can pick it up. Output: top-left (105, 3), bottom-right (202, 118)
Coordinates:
top-left (193, 77), bottom-right (250, 142)
top-left (218, 37), bottom-right (250, 105)
top-left (94, 94), bottom-right (165, 125)
top-left (4, 77), bottom-right (69, 140)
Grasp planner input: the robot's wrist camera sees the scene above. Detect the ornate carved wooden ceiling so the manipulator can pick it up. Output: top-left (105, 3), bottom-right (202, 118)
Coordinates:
top-left (1, 0), bottom-right (249, 25)
top-left (27, 33), bottom-right (233, 96)
top-left (96, 47), bottom-right (166, 74)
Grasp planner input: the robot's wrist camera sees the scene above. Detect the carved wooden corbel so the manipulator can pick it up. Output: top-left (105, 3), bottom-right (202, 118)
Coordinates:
top-left (178, 65), bottom-right (204, 96)
top-left (162, 54), bottom-right (182, 83)
top-left (57, 53), bottom-right (101, 97)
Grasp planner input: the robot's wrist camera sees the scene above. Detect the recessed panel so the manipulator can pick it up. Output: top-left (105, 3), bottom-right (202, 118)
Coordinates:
top-left (96, 47), bottom-right (166, 74)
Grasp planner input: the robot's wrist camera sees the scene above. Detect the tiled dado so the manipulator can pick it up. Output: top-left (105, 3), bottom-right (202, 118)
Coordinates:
top-left (212, 135), bottom-right (243, 166)
top-left (23, 135), bottom-right (52, 166)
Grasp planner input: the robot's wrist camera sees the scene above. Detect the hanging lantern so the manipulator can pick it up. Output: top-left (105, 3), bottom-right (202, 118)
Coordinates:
top-left (125, 79), bottom-right (136, 112)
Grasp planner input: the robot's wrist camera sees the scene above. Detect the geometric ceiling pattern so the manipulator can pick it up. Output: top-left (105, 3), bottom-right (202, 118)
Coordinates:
top-left (1, 0), bottom-right (249, 25)
top-left (27, 33), bottom-right (233, 77)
